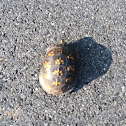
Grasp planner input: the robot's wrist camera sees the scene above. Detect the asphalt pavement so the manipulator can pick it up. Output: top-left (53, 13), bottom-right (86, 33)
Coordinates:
top-left (0, 0), bottom-right (126, 126)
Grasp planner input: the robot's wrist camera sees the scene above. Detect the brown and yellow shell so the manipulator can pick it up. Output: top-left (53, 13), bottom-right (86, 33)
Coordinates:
top-left (39, 42), bottom-right (76, 95)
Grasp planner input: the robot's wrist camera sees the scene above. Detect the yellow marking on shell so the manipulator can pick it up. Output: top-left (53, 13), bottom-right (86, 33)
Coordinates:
top-left (55, 57), bottom-right (64, 65)
top-left (60, 40), bottom-right (64, 43)
top-left (60, 70), bottom-right (63, 76)
top-left (55, 58), bottom-right (60, 64)
top-left (67, 55), bottom-right (74, 60)
top-left (67, 67), bottom-right (70, 71)
top-left (67, 65), bottom-right (75, 71)
top-left (65, 77), bottom-right (72, 82)
top-left (43, 61), bottom-right (51, 68)
top-left (48, 53), bottom-right (55, 57)
top-left (58, 48), bottom-right (63, 54)
top-left (53, 70), bottom-right (59, 75)
top-left (53, 70), bottom-right (63, 76)
top-left (53, 90), bottom-right (60, 92)
top-left (47, 50), bottom-right (55, 57)
top-left (70, 66), bottom-right (75, 71)
top-left (59, 57), bottom-right (64, 64)
top-left (53, 80), bottom-right (61, 86)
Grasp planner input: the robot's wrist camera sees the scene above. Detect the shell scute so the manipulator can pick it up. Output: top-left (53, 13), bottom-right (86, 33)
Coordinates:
top-left (39, 43), bottom-right (76, 95)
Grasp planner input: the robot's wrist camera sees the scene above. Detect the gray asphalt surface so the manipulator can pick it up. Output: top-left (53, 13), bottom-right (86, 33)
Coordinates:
top-left (0, 0), bottom-right (126, 126)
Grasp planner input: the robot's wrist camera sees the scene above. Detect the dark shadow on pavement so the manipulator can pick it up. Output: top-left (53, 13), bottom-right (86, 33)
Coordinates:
top-left (68, 37), bottom-right (112, 92)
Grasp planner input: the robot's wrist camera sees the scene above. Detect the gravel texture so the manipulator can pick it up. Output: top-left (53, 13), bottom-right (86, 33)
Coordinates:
top-left (0, 0), bottom-right (126, 126)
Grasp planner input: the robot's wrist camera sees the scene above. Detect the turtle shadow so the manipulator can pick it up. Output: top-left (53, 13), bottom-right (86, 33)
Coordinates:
top-left (68, 37), bottom-right (112, 92)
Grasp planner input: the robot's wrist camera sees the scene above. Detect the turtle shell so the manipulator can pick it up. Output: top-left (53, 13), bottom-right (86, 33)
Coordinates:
top-left (39, 42), bottom-right (76, 95)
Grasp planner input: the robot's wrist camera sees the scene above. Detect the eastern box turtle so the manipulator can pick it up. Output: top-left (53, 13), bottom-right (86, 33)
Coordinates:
top-left (39, 40), bottom-right (76, 95)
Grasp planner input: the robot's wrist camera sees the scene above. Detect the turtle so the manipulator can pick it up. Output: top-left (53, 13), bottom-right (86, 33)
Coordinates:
top-left (39, 40), bottom-right (76, 95)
